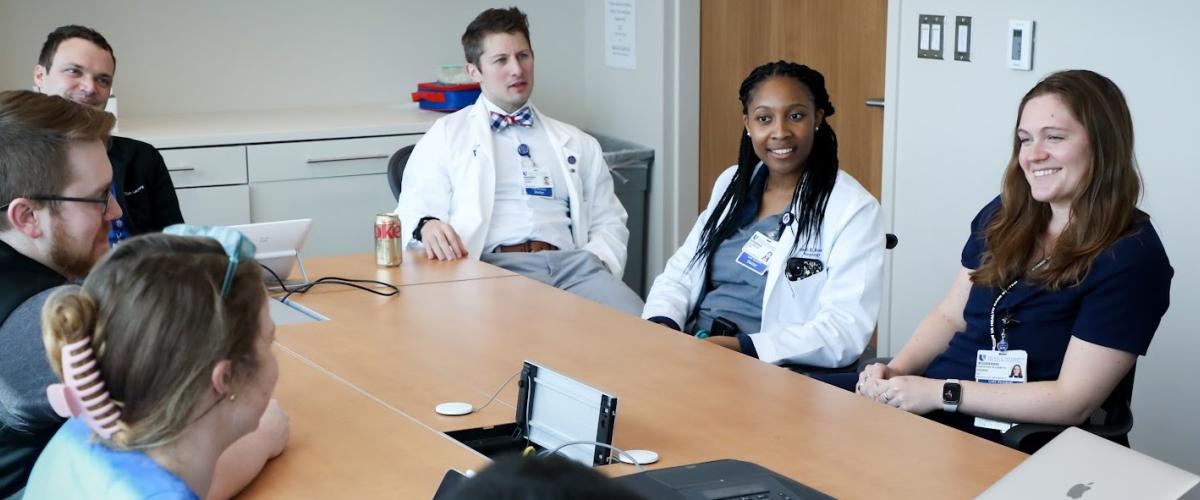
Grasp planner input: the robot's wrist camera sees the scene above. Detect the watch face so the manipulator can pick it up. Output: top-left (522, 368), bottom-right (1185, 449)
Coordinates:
top-left (943, 383), bottom-right (962, 403)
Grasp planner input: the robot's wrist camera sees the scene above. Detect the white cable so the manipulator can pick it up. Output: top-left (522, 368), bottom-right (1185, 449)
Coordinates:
top-left (541, 441), bottom-right (645, 472)
top-left (474, 371), bottom-right (521, 412)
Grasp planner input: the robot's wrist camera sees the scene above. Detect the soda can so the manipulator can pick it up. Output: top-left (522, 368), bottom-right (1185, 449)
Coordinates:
top-left (374, 213), bottom-right (402, 267)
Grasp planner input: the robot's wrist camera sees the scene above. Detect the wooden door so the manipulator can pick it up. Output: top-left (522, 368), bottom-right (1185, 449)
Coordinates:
top-left (699, 0), bottom-right (887, 208)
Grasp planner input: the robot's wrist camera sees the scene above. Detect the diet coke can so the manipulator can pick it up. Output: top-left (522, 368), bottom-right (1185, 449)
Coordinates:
top-left (374, 213), bottom-right (402, 267)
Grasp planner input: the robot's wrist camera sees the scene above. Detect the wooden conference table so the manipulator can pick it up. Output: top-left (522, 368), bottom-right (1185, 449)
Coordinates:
top-left (242, 252), bottom-right (1024, 499)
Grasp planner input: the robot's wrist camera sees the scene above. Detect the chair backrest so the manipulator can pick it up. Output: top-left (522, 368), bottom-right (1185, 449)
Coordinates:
top-left (388, 145), bottom-right (416, 201)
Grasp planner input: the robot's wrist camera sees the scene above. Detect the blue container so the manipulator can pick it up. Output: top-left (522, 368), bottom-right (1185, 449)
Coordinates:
top-left (411, 82), bottom-right (481, 112)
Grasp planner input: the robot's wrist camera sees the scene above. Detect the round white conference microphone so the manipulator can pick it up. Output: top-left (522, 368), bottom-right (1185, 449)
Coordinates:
top-left (435, 401), bottom-right (475, 416)
top-left (435, 370), bottom-right (521, 417)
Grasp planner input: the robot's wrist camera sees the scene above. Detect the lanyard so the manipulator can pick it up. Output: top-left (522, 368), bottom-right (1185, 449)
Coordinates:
top-left (988, 257), bottom-right (1049, 352)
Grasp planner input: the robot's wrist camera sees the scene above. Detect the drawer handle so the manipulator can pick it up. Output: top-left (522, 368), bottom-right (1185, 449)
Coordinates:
top-left (168, 166), bottom-right (196, 172)
top-left (305, 154), bottom-right (389, 164)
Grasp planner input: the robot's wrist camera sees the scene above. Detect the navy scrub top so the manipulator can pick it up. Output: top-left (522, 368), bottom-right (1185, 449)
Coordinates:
top-left (924, 197), bottom-right (1173, 441)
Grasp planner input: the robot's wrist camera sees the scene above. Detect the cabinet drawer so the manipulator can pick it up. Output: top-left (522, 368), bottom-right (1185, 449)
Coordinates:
top-left (160, 146), bottom-right (248, 188)
top-left (249, 174), bottom-right (396, 257)
top-left (247, 135), bottom-right (420, 183)
top-left (175, 185), bottom-right (251, 226)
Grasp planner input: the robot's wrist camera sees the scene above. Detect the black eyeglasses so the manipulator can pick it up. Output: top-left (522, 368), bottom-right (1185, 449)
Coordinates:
top-left (0, 190), bottom-right (112, 216)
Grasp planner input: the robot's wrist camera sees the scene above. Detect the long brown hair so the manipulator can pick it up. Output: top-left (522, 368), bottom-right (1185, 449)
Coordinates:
top-left (41, 233), bottom-right (266, 449)
top-left (974, 70), bottom-right (1142, 290)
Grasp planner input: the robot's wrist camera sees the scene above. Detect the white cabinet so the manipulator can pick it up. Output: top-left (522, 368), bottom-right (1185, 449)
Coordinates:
top-left (247, 135), bottom-right (416, 182)
top-left (161, 146), bottom-right (252, 225)
top-left (160, 146), bottom-right (247, 187)
top-left (126, 106), bottom-right (438, 257)
top-left (245, 135), bottom-right (419, 256)
top-left (250, 174), bottom-right (395, 257)
top-left (175, 185), bottom-right (251, 226)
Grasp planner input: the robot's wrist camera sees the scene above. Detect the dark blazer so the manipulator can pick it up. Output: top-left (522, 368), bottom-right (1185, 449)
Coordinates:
top-left (109, 136), bottom-right (184, 234)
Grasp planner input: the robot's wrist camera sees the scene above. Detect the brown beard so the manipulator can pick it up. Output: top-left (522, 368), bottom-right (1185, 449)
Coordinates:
top-left (49, 218), bottom-right (104, 278)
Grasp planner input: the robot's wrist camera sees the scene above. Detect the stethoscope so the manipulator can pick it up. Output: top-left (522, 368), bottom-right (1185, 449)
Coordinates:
top-left (988, 257), bottom-right (1050, 352)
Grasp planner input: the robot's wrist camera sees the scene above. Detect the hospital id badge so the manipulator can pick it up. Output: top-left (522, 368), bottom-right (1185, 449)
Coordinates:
top-left (521, 157), bottom-right (554, 197)
top-left (973, 349), bottom-right (1028, 432)
top-left (735, 232), bottom-right (775, 276)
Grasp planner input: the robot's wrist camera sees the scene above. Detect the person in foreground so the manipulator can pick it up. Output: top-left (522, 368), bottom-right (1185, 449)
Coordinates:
top-left (848, 70), bottom-right (1172, 443)
top-left (642, 61), bottom-right (884, 367)
top-left (0, 91), bottom-right (285, 499)
top-left (24, 230), bottom-right (286, 499)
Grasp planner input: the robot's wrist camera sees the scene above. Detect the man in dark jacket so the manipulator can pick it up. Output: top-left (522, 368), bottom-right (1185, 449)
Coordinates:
top-left (33, 25), bottom-right (183, 241)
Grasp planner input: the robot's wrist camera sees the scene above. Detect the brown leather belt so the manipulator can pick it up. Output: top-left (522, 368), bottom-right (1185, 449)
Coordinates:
top-left (495, 240), bottom-right (558, 253)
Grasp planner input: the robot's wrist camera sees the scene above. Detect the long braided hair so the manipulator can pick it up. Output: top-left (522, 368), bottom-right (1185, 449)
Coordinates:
top-left (692, 61), bottom-right (839, 267)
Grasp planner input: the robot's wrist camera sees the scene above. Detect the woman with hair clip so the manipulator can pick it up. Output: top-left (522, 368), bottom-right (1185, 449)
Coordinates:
top-left (850, 70), bottom-right (1172, 443)
top-left (642, 61), bottom-right (884, 368)
top-left (25, 229), bottom-right (288, 499)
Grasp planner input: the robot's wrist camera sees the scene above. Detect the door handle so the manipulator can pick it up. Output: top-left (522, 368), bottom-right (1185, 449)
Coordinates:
top-left (865, 98), bottom-right (885, 108)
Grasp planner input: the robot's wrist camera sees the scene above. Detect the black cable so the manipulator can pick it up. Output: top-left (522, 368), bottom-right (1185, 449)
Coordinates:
top-left (258, 263), bottom-right (399, 302)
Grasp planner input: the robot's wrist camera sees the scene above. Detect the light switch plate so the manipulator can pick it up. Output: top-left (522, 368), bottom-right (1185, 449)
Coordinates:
top-left (954, 16), bottom-right (972, 61)
top-left (1008, 19), bottom-right (1035, 70)
top-left (918, 14), bottom-right (945, 60)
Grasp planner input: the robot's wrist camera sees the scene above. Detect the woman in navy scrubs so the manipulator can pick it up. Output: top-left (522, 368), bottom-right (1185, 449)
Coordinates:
top-left (851, 70), bottom-right (1172, 442)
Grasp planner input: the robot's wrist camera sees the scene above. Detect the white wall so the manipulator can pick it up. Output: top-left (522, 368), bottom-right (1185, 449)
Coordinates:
top-left (0, 0), bottom-right (587, 122)
top-left (582, 0), bottom-right (699, 287)
top-left (0, 0), bottom-right (699, 289)
top-left (885, 0), bottom-right (1200, 474)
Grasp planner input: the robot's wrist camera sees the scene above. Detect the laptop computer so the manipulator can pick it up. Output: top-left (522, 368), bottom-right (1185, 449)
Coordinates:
top-left (230, 218), bottom-right (313, 287)
top-left (978, 427), bottom-right (1198, 499)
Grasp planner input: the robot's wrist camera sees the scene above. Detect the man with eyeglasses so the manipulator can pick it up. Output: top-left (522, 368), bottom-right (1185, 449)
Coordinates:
top-left (0, 89), bottom-right (121, 496)
top-left (33, 25), bottom-right (183, 243)
top-left (0, 91), bottom-right (282, 499)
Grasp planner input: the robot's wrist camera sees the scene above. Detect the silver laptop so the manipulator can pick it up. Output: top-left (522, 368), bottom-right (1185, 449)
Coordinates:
top-left (978, 427), bottom-right (1198, 499)
top-left (230, 218), bottom-right (313, 287)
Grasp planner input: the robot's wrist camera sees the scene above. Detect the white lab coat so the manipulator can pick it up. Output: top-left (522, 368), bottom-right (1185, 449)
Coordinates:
top-left (394, 100), bottom-right (629, 276)
top-left (642, 165), bottom-right (884, 367)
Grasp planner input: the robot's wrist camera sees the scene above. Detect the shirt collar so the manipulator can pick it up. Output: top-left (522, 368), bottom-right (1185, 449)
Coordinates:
top-left (479, 94), bottom-right (533, 119)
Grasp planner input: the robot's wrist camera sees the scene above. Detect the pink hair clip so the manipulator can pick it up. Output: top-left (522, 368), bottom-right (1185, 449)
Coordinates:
top-left (46, 337), bottom-right (121, 439)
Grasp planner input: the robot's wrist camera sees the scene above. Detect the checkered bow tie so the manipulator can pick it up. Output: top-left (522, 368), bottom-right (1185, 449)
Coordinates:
top-left (490, 106), bottom-right (534, 131)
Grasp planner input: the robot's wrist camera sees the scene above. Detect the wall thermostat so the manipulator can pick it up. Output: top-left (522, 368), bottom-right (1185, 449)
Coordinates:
top-left (1008, 19), bottom-right (1035, 71)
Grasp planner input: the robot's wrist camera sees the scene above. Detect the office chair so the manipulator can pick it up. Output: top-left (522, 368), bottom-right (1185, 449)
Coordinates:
top-left (854, 357), bottom-right (1136, 454)
top-left (782, 233), bottom-right (898, 375)
top-left (1001, 365), bottom-right (1136, 453)
top-left (388, 144), bottom-right (416, 201)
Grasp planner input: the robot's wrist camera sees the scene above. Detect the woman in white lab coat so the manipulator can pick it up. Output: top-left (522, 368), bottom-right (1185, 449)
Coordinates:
top-left (642, 61), bottom-right (884, 368)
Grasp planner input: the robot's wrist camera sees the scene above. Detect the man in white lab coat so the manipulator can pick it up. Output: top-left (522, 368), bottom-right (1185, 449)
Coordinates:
top-left (395, 7), bottom-right (643, 315)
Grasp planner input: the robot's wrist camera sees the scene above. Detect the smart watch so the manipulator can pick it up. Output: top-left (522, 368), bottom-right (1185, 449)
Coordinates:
top-left (413, 216), bottom-right (439, 242)
top-left (942, 379), bottom-right (962, 413)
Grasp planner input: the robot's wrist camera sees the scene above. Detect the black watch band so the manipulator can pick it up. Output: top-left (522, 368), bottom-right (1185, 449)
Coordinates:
top-left (413, 216), bottom-right (439, 241)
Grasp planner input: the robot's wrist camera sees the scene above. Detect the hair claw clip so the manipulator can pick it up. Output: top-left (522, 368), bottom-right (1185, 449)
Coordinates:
top-left (46, 337), bottom-right (121, 439)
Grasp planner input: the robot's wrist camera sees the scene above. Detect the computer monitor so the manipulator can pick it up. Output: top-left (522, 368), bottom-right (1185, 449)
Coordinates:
top-left (230, 218), bottom-right (313, 286)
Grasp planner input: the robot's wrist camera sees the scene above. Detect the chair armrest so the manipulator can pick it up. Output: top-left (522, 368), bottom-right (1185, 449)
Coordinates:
top-left (1002, 406), bottom-right (1134, 451)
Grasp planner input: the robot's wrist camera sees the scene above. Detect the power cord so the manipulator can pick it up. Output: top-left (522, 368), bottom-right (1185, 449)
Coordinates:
top-left (540, 441), bottom-right (643, 470)
top-left (258, 263), bottom-right (399, 302)
top-left (475, 371), bottom-right (522, 413)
